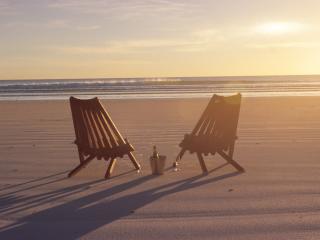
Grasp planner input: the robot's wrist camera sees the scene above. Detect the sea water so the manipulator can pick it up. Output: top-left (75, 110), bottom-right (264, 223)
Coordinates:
top-left (1, 75), bottom-right (320, 100)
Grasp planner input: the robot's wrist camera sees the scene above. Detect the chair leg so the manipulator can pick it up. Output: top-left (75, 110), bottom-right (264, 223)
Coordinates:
top-left (105, 158), bottom-right (117, 179)
top-left (218, 150), bottom-right (245, 172)
top-left (229, 141), bottom-right (236, 159)
top-left (197, 152), bottom-right (208, 173)
top-left (68, 155), bottom-right (95, 178)
top-left (78, 149), bottom-right (85, 163)
top-left (127, 152), bottom-right (141, 170)
top-left (174, 149), bottom-right (186, 167)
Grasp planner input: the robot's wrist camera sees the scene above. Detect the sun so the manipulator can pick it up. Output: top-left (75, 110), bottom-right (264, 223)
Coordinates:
top-left (256, 22), bottom-right (303, 34)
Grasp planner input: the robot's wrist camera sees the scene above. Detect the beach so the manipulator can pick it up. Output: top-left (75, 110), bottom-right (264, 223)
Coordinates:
top-left (1, 96), bottom-right (320, 239)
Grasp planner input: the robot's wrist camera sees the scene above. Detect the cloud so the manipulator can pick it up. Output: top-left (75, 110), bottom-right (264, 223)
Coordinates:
top-left (247, 42), bottom-right (320, 49)
top-left (192, 29), bottom-right (226, 42)
top-left (48, 0), bottom-right (189, 10)
top-left (54, 39), bottom-right (195, 54)
top-left (0, 1), bottom-right (9, 9)
top-left (2, 19), bottom-right (69, 29)
top-left (52, 28), bottom-right (225, 55)
top-left (48, 0), bottom-right (198, 19)
top-left (0, 1), bottom-right (18, 15)
top-left (75, 25), bottom-right (101, 31)
top-left (1, 18), bottom-right (101, 32)
top-left (46, 19), bottom-right (69, 28)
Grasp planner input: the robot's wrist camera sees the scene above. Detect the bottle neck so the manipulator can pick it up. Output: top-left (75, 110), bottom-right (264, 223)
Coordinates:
top-left (153, 150), bottom-right (159, 158)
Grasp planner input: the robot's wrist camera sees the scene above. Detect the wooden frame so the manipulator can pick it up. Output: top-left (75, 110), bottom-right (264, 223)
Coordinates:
top-left (174, 93), bottom-right (244, 173)
top-left (68, 97), bottom-right (141, 179)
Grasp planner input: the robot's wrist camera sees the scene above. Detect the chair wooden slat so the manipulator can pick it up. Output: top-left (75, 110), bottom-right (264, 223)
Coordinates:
top-left (96, 110), bottom-right (117, 148)
top-left (190, 96), bottom-right (216, 136)
top-left (175, 93), bottom-right (244, 173)
top-left (197, 113), bottom-right (211, 136)
top-left (68, 96), bottom-right (141, 179)
top-left (204, 115), bottom-right (215, 136)
top-left (82, 108), bottom-right (97, 149)
top-left (70, 101), bottom-right (81, 142)
top-left (92, 109), bottom-right (111, 150)
top-left (80, 108), bottom-right (92, 152)
top-left (87, 108), bottom-right (104, 150)
top-left (98, 103), bottom-right (126, 145)
top-left (70, 99), bottom-right (90, 151)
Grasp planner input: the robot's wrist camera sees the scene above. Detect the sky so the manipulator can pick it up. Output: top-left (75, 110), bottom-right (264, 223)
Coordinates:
top-left (0, 0), bottom-right (320, 80)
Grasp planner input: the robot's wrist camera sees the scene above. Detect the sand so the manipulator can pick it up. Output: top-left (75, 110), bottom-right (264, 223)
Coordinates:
top-left (1, 97), bottom-right (320, 239)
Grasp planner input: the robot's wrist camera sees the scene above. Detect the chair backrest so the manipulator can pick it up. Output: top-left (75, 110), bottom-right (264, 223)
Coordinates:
top-left (191, 93), bottom-right (241, 149)
top-left (69, 97), bottom-right (125, 153)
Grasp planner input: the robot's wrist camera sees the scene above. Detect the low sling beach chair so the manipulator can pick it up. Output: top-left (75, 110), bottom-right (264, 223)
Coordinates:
top-left (174, 93), bottom-right (244, 173)
top-left (68, 97), bottom-right (141, 179)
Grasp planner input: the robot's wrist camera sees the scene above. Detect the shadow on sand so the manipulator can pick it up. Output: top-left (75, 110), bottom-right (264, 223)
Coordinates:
top-left (0, 166), bottom-right (241, 240)
top-left (0, 171), bottom-right (70, 192)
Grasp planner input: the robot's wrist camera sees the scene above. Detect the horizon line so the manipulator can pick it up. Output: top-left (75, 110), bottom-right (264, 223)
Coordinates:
top-left (1, 74), bottom-right (320, 81)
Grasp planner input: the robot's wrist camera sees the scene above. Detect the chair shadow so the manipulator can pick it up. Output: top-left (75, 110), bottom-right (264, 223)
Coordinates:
top-left (0, 179), bottom-right (104, 214)
top-left (164, 162), bottom-right (229, 174)
top-left (0, 169), bottom-right (138, 214)
top-left (0, 171), bottom-right (69, 192)
top-left (0, 167), bottom-right (242, 240)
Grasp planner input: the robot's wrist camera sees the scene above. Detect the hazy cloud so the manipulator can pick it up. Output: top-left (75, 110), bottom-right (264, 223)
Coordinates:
top-left (0, 1), bottom-right (18, 15)
top-left (75, 25), bottom-right (101, 31)
top-left (1, 19), bottom-right (102, 32)
top-left (48, 0), bottom-right (198, 19)
top-left (53, 27), bottom-right (225, 55)
top-left (247, 42), bottom-right (320, 49)
top-left (54, 39), bottom-right (198, 54)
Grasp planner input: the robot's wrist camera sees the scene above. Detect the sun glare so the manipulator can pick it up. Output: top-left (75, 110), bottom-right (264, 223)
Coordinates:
top-left (257, 22), bottom-right (303, 34)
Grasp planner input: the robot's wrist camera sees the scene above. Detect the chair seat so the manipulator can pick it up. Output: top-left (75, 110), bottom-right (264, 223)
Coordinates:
top-left (77, 142), bottom-right (134, 160)
top-left (179, 134), bottom-right (231, 155)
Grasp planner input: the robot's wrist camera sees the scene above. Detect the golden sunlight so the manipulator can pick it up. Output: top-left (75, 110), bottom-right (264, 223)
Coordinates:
top-left (256, 22), bottom-right (303, 34)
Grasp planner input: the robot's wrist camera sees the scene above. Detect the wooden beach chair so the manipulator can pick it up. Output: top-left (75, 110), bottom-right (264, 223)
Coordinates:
top-left (68, 97), bottom-right (141, 179)
top-left (174, 93), bottom-right (244, 173)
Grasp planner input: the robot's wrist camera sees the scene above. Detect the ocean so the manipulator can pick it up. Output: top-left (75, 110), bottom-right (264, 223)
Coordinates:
top-left (1, 75), bottom-right (320, 100)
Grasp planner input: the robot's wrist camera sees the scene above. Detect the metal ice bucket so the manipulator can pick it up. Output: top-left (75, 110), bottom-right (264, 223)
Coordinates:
top-left (150, 155), bottom-right (166, 175)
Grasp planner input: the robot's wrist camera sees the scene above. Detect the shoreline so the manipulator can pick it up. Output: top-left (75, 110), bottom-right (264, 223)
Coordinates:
top-left (2, 75), bottom-right (320, 102)
top-left (2, 94), bottom-right (320, 102)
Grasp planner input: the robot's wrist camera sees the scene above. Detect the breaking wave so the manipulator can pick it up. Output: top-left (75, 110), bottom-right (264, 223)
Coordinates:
top-left (1, 75), bottom-right (320, 100)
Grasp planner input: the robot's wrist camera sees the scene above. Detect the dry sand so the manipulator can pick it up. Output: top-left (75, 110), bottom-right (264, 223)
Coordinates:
top-left (1, 97), bottom-right (320, 239)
